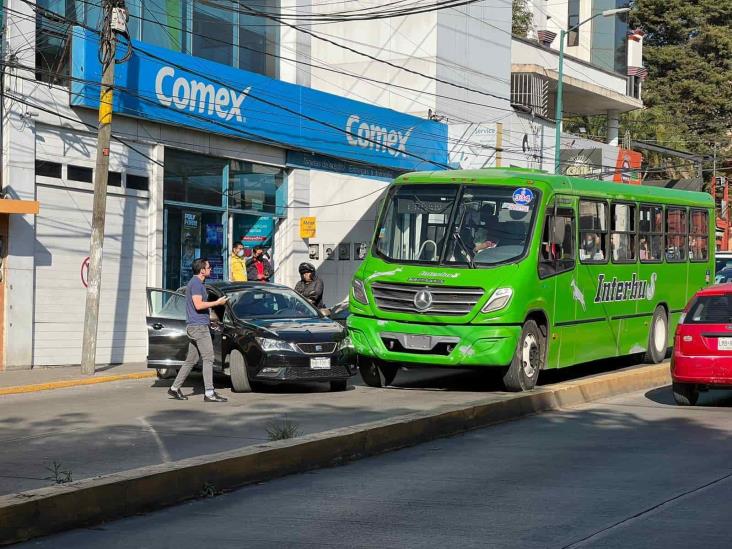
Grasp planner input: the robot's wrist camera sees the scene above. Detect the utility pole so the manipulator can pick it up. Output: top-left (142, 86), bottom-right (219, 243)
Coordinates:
top-left (81, 1), bottom-right (128, 374)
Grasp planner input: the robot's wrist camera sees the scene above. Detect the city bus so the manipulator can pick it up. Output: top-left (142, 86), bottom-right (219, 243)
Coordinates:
top-left (347, 168), bottom-right (715, 391)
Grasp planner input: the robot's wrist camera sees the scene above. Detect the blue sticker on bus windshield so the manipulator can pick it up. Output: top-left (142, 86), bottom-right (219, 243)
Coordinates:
top-left (512, 188), bottom-right (534, 205)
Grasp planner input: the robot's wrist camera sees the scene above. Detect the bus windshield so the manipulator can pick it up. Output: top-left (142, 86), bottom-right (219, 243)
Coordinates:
top-left (374, 184), bottom-right (538, 266)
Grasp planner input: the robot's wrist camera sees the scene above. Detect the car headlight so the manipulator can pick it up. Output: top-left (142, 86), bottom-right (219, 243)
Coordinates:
top-left (481, 287), bottom-right (513, 313)
top-left (336, 336), bottom-right (353, 351)
top-left (255, 337), bottom-right (297, 352)
top-left (352, 278), bottom-right (369, 305)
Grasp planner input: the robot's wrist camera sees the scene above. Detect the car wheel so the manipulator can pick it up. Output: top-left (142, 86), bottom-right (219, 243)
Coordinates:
top-left (329, 379), bottom-right (349, 392)
top-left (672, 382), bottom-right (699, 406)
top-left (644, 306), bottom-right (668, 364)
top-left (358, 358), bottom-right (398, 388)
top-left (229, 349), bottom-right (253, 393)
top-left (156, 368), bottom-right (177, 380)
top-left (503, 320), bottom-right (545, 392)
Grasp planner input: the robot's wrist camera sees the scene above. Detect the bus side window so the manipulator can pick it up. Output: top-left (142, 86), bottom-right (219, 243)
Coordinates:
top-left (539, 205), bottom-right (575, 278)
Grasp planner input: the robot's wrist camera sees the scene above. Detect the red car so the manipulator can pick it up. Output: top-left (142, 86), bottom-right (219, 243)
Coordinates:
top-left (671, 284), bottom-right (732, 405)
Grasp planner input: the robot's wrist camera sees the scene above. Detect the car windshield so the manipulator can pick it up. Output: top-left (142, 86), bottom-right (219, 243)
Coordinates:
top-left (227, 287), bottom-right (319, 319)
top-left (685, 295), bottom-right (732, 324)
top-left (444, 186), bottom-right (538, 266)
top-left (375, 185), bottom-right (457, 263)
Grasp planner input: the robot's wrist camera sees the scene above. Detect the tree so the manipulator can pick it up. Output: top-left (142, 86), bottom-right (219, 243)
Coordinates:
top-left (626, 1), bottom-right (732, 162)
top-left (512, 0), bottom-right (533, 37)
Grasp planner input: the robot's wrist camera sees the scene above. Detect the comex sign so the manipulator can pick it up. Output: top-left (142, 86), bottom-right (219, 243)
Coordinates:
top-left (155, 67), bottom-right (251, 122)
top-left (70, 28), bottom-right (447, 171)
top-left (345, 115), bottom-right (413, 158)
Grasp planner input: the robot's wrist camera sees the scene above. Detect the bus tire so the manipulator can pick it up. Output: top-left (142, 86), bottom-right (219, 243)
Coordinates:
top-left (359, 358), bottom-right (398, 388)
top-left (503, 320), bottom-right (545, 392)
top-left (644, 306), bottom-right (668, 364)
top-left (229, 350), bottom-right (253, 393)
top-left (672, 382), bottom-right (699, 406)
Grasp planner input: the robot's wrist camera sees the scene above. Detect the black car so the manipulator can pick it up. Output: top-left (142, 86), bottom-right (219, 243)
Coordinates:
top-left (146, 282), bottom-right (357, 392)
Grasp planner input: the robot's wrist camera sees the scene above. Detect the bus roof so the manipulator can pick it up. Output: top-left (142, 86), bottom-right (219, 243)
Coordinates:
top-left (395, 168), bottom-right (713, 208)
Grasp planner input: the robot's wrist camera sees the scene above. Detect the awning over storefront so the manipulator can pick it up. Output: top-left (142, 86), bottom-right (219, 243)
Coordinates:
top-left (0, 199), bottom-right (39, 215)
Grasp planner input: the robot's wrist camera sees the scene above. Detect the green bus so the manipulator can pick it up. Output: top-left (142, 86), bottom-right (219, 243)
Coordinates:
top-left (348, 168), bottom-right (715, 391)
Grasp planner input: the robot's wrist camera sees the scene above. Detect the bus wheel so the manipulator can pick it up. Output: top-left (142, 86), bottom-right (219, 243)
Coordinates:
top-left (672, 382), bottom-right (699, 406)
top-left (359, 358), bottom-right (398, 388)
top-left (503, 320), bottom-right (545, 392)
top-left (644, 307), bottom-right (668, 364)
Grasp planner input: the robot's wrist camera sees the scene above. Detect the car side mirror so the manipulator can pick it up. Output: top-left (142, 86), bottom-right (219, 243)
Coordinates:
top-left (319, 308), bottom-right (331, 317)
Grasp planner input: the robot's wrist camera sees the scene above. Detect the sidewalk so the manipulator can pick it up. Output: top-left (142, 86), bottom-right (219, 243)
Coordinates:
top-left (0, 363), bottom-right (154, 396)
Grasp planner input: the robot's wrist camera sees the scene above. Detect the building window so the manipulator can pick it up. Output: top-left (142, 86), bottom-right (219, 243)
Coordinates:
top-left (67, 165), bottom-right (94, 183)
top-left (567, 0), bottom-right (580, 47)
top-left (127, 174), bottom-right (150, 191)
top-left (192, 0), bottom-right (234, 66)
top-left (610, 203), bottom-right (636, 263)
top-left (35, 160), bottom-right (63, 178)
top-left (35, 0), bottom-right (81, 85)
top-left (590, 0), bottom-right (629, 74)
top-left (141, 0), bottom-right (185, 52)
top-left (108, 171), bottom-right (122, 187)
top-left (229, 161), bottom-right (283, 215)
top-left (164, 149), bottom-right (226, 207)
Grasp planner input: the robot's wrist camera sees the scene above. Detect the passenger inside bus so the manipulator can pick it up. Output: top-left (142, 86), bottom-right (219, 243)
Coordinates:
top-left (579, 232), bottom-right (604, 261)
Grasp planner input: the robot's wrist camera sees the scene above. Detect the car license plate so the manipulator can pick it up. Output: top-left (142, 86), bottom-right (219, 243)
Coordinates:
top-left (719, 338), bottom-right (732, 351)
top-left (310, 357), bottom-right (331, 370)
top-left (404, 334), bottom-right (431, 350)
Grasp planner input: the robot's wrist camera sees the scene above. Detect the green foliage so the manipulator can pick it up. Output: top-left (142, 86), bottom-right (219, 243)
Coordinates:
top-left (512, 0), bottom-right (533, 37)
top-left (625, 1), bottom-right (732, 162)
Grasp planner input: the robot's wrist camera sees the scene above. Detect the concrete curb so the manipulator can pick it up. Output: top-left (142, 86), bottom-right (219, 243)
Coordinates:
top-left (0, 363), bottom-right (671, 545)
top-left (0, 372), bottom-right (156, 397)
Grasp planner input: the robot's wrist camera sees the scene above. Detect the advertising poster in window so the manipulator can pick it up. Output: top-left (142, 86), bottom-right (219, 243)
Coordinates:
top-left (324, 244), bottom-right (336, 260)
top-left (236, 215), bottom-right (274, 247)
top-left (308, 244), bottom-right (319, 260)
top-left (207, 256), bottom-right (224, 280)
top-left (339, 242), bottom-right (351, 260)
top-left (181, 211), bottom-right (201, 280)
top-left (205, 223), bottom-right (223, 248)
top-left (355, 242), bottom-right (369, 260)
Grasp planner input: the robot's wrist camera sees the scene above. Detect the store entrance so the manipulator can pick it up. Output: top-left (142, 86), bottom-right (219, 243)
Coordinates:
top-left (165, 207), bottom-right (226, 290)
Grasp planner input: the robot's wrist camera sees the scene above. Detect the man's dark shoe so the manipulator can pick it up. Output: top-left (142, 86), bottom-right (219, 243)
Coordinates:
top-left (167, 388), bottom-right (188, 400)
top-left (204, 392), bottom-right (228, 403)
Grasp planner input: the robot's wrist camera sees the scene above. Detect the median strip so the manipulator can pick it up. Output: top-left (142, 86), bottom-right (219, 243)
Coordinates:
top-left (0, 363), bottom-right (670, 546)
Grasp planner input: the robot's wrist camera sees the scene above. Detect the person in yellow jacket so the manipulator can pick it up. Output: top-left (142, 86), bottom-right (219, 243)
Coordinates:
top-left (230, 242), bottom-right (247, 281)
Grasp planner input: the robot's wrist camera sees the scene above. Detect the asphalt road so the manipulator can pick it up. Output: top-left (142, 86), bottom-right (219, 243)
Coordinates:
top-left (0, 357), bottom-right (640, 495)
top-left (16, 385), bottom-right (732, 548)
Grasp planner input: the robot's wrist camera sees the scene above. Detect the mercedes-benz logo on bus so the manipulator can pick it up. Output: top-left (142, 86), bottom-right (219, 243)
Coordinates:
top-left (414, 289), bottom-right (433, 311)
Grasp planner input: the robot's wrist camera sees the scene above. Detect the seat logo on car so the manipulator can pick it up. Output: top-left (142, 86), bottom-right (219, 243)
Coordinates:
top-left (414, 289), bottom-right (433, 311)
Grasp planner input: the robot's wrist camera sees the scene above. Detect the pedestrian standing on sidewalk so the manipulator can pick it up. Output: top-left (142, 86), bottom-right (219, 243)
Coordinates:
top-left (294, 262), bottom-right (324, 308)
top-left (230, 242), bottom-right (247, 282)
top-left (168, 258), bottom-right (229, 403)
top-left (246, 245), bottom-right (273, 282)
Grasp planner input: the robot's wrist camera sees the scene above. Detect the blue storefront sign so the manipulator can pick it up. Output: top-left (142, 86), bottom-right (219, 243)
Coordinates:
top-left (70, 28), bottom-right (448, 172)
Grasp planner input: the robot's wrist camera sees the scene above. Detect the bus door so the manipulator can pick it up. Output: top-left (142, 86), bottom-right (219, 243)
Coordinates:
top-left (538, 196), bottom-right (577, 368)
top-left (575, 199), bottom-right (615, 363)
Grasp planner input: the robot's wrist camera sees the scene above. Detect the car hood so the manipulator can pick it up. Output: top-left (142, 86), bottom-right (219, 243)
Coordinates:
top-left (239, 317), bottom-right (346, 342)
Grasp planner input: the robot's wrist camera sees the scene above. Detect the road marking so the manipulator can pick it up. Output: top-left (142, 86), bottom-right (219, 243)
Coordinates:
top-left (0, 372), bottom-right (156, 397)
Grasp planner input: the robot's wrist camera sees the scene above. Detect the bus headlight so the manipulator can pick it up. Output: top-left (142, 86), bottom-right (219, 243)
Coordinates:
top-left (352, 279), bottom-right (369, 305)
top-left (482, 287), bottom-right (513, 313)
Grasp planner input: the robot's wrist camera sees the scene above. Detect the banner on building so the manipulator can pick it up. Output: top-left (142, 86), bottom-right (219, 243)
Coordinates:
top-left (559, 148), bottom-right (603, 178)
top-left (71, 28), bottom-right (448, 172)
top-left (612, 148), bottom-right (643, 185)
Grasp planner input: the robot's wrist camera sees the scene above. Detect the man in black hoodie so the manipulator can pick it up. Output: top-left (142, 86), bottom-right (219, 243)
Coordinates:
top-left (294, 262), bottom-right (324, 308)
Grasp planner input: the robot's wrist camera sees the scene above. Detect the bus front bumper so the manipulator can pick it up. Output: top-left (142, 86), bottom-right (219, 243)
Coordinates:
top-left (347, 315), bottom-right (520, 367)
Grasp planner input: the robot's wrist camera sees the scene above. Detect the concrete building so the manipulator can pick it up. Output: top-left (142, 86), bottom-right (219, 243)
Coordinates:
top-left (0, 0), bottom-right (643, 370)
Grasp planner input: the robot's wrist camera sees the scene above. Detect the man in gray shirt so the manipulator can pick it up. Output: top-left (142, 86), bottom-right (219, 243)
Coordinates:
top-left (168, 258), bottom-right (229, 402)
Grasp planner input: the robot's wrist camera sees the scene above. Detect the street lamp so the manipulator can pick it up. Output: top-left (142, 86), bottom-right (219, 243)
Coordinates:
top-left (553, 7), bottom-right (631, 174)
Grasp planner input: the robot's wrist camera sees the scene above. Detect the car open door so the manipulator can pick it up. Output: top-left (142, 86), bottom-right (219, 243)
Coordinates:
top-left (147, 288), bottom-right (188, 369)
top-left (205, 286), bottom-right (226, 370)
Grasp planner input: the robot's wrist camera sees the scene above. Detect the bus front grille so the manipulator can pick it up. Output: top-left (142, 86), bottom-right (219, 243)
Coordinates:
top-left (370, 282), bottom-right (484, 316)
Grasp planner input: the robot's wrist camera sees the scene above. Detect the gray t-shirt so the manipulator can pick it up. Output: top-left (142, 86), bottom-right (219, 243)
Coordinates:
top-left (185, 277), bottom-right (210, 326)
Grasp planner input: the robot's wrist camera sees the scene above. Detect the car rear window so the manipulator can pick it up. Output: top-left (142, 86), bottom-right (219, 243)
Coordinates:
top-left (685, 295), bottom-right (732, 324)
